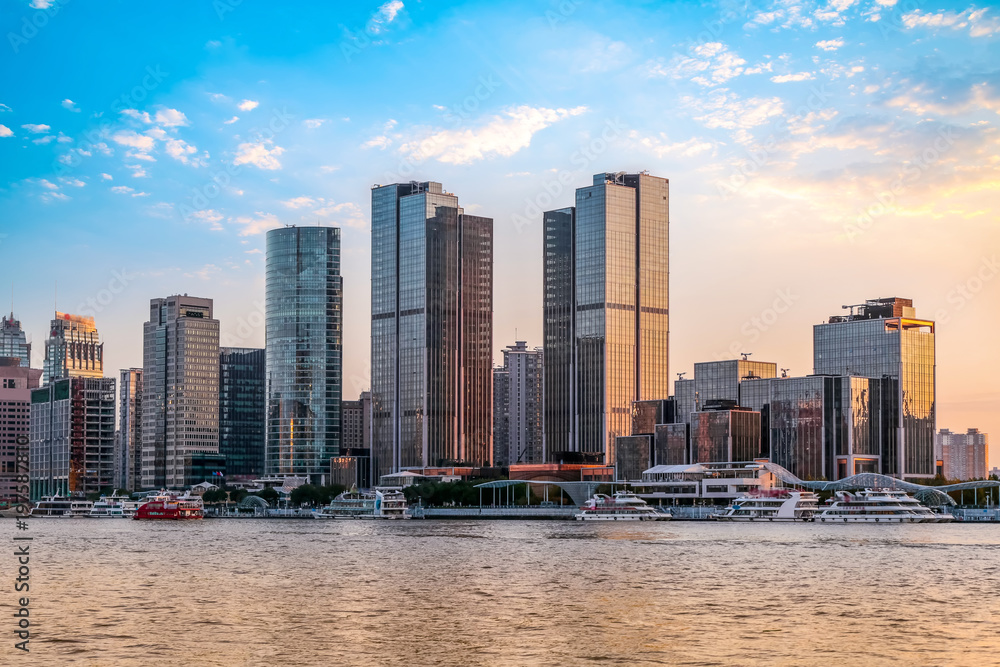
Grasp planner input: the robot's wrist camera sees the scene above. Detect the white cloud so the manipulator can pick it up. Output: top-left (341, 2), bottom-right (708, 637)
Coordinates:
top-left (233, 140), bottom-right (284, 170)
top-left (100, 173), bottom-right (113, 180)
top-left (30, 0), bottom-right (53, 8)
top-left (41, 192), bottom-right (70, 203)
top-left (189, 209), bottom-right (225, 231)
top-left (205, 39), bottom-right (221, 48)
top-left (56, 132), bottom-right (71, 143)
top-left (61, 99), bottom-right (80, 112)
top-left (121, 109), bottom-right (152, 123)
top-left (33, 136), bottom-right (55, 145)
top-left (111, 185), bottom-right (135, 194)
top-left (233, 212), bottom-right (282, 236)
top-left (126, 150), bottom-right (156, 162)
top-left (37, 178), bottom-right (59, 190)
top-left (369, 0), bottom-right (404, 33)
top-left (685, 90), bottom-right (785, 136)
top-left (223, 116), bottom-right (239, 124)
top-left (0, 104), bottom-right (11, 112)
top-left (0, 125), bottom-right (12, 138)
top-left (112, 130), bottom-right (156, 152)
top-left (154, 108), bottom-right (189, 127)
top-left (902, 8), bottom-right (999, 37)
top-left (395, 105), bottom-right (587, 165)
top-left (282, 196), bottom-right (317, 209)
top-left (362, 119), bottom-right (398, 149)
top-left (22, 123), bottom-right (50, 133)
top-left (303, 118), bottom-right (325, 129)
top-left (648, 42), bottom-right (765, 87)
top-left (164, 137), bottom-right (199, 164)
top-left (126, 164), bottom-right (149, 178)
top-left (238, 99), bottom-right (259, 112)
top-left (636, 133), bottom-right (717, 158)
top-left (132, 191), bottom-right (150, 197)
top-left (60, 177), bottom-right (85, 187)
top-left (816, 39), bottom-right (845, 51)
top-left (771, 72), bottom-right (815, 83)
top-left (319, 165), bottom-right (340, 173)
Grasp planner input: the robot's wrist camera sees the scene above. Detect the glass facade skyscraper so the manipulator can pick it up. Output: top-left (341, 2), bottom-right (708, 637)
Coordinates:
top-left (117, 368), bottom-right (142, 491)
top-left (142, 295), bottom-right (220, 489)
top-left (370, 181), bottom-right (493, 480)
top-left (265, 227), bottom-right (342, 483)
top-left (543, 207), bottom-right (576, 459)
top-left (813, 297), bottom-right (936, 478)
top-left (42, 312), bottom-right (104, 384)
top-left (220, 347), bottom-right (266, 478)
top-left (0, 313), bottom-right (31, 367)
top-left (544, 172), bottom-right (669, 464)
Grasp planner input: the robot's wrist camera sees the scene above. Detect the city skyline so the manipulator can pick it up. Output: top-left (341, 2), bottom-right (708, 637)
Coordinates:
top-left (1, 0), bottom-right (997, 466)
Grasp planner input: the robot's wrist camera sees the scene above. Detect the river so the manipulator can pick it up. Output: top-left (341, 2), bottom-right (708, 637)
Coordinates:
top-left (11, 519), bottom-right (1000, 666)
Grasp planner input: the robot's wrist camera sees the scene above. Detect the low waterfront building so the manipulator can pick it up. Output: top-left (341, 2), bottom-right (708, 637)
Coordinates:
top-left (633, 461), bottom-right (779, 506)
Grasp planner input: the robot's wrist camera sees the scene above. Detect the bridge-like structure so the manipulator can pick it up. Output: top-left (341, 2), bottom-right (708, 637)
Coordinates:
top-left (760, 462), bottom-right (1000, 506)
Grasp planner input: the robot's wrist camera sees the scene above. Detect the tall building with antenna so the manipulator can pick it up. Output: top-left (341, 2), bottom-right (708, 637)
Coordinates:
top-left (42, 312), bottom-right (104, 384)
top-left (0, 313), bottom-right (31, 367)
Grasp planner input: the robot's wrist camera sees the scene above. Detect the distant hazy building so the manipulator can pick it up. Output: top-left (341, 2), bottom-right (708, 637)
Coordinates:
top-left (0, 313), bottom-right (31, 367)
top-left (220, 348), bottom-right (266, 479)
top-left (938, 428), bottom-right (988, 480)
top-left (29, 377), bottom-right (115, 500)
top-left (265, 226), bottom-right (343, 484)
top-left (814, 297), bottom-right (936, 477)
top-left (42, 312), bottom-right (104, 384)
top-left (0, 359), bottom-right (41, 502)
top-left (370, 181), bottom-right (493, 479)
top-left (142, 295), bottom-right (220, 489)
top-left (117, 368), bottom-right (142, 491)
top-left (341, 391), bottom-right (372, 452)
top-left (543, 172), bottom-right (670, 465)
top-left (493, 342), bottom-right (543, 467)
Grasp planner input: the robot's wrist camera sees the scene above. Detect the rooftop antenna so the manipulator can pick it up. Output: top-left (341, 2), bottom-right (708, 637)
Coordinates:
top-left (781, 368), bottom-right (790, 378)
top-left (740, 352), bottom-right (752, 361)
top-left (842, 303), bottom-right (865, 320)
top-left (676, 372), bottom-right (686, 381)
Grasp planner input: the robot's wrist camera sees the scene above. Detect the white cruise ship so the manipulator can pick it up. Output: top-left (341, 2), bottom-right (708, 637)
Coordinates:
top-left (817, 489), bottom-right (949, 523)
top-left (713, 489), bottom-right (819, 522)
top-left (314, 486), bottom-right (410, 519)
top-left (575, 491), bottom-right (670, 521)
top-left (90, 493), bottom-right (140, 518)
top-left (30, 495), bottom-right (73, 517)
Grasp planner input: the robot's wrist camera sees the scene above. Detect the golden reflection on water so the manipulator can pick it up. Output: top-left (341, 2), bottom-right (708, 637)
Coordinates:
top-left (21, 520), bottom-right (1000, 666)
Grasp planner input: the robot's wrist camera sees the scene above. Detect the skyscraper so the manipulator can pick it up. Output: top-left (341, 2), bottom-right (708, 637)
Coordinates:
top-left (117, 368), bottom-right (142, 491)
top-left (142, 295), bottom-right (220, 489)
top-left (42, 311), bottom-right (104, 384)
top-left (493, 341), bottom-right (544, 466)
top-left (0, 313), bottom-right (31, 367)
top-left (219, 347), bottom-right (266, 479)
top-left (814, 297), bottom-right (936, 478)
top-left (0, 359), bottom-right (41, 503)
top-left (265, 226), bottom-right (343, 483)
top-left (29, 376), bottom-right (115, 500)
top-left (370, 181), bottom-right (493, 479)
top-left (543, 172), bottom-right (669, 464)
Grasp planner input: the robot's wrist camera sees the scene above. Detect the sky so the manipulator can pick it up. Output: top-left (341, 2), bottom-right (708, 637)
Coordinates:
top-left (0, 0), bottom-right (998, 466)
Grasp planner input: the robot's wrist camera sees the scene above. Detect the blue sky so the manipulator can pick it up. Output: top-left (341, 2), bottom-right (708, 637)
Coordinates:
top-left (1, 0), bottom-right (998, 463)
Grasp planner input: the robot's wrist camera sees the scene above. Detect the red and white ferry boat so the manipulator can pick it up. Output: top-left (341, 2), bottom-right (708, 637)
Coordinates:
top-left (133, 492), bottom-right (204, 520)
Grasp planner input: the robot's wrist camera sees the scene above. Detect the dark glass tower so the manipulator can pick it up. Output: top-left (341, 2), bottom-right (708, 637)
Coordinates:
top-left (370, 181), bottom-right (493, 480)
top-left (265, 226), bottom-right (343, 483)
top-left (219, 347), bottom-right (265, 478)
top-left (543, 172), bottom-right (669, 464)
top-left (813, 297), bottom-right (936, 478)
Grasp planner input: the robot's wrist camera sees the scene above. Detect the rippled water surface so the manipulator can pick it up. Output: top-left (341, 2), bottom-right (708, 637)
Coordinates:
top-left (14, 520), bottom-right (1000, 665)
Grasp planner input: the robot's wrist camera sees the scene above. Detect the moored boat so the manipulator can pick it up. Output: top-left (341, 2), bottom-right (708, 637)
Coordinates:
top-left (816, 489), bottom-right (944, 523)
top-left (575, 491), bottom-right (669, 521)
top-left (90, 492), bottom-right (139, 518)
top-left (29, 495), bottom-right (73, 517)
top-left (712, 489), bottom-right (819, 522)
top-left (314, 486), bottom-right (411, 519)
top-left (133, 492), bottom-right (204, 520)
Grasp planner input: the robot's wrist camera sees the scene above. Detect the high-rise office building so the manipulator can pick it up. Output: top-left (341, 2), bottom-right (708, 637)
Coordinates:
top-left (543, 172), bottom-right (669, 464)
top-left (0, 359), bottom-right (41, 502)
top-left (117, 368), bottom-right (142, 491)
top-left (220, 347), bottom-right (266, 479)
top-left (42, 312), bottom-right (104, 384)
top-left (814, 297), bottom-right (936, 477)
top-left (341, 391), bottom-right (372, 452)
top-left (370, 181), bottom-right (493, 479)
top-left (938, 428), bottom-right (988, 481)
top-left (29, 376), bottom-right (115, 500)
top-left (493, 342), bottom-right (544, 467)
top-left (265, 226), bottom-right (343, 484)
top-left (694, 359), bottom-right (777, 407)
top-left (0, 313), bottom-right (31, 367)
top-left (142, 295), bottom-right (220, 489)
top-left (492, 367), bottom-right (510, 467)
